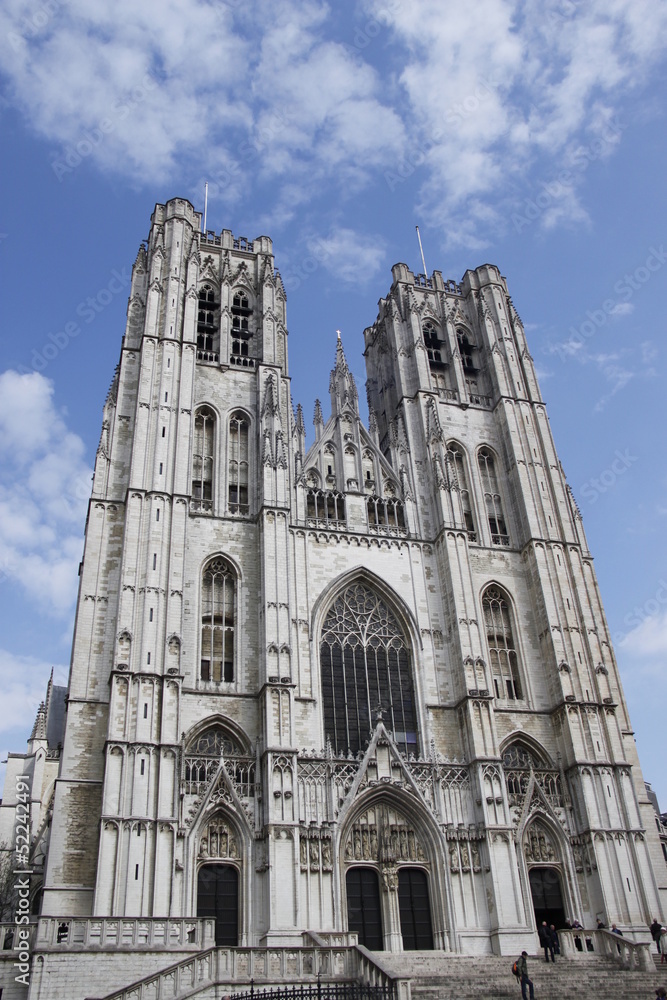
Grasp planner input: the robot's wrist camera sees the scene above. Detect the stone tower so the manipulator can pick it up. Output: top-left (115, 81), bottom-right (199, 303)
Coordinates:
top-left (2, 198), bottom-right (664, 1000)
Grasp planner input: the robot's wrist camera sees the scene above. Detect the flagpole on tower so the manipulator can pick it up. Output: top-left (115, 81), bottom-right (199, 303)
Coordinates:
top-left (416, 225), bottom-right (427, 277)
top-left (203, 181), bottom-right (208, 234)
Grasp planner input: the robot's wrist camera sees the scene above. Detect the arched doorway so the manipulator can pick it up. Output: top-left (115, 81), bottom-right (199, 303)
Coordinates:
top-left (197, 864), bottom-right (239, 945)
top-left (529, 867), bottom-right (565, 929)
top-left (398, 868), bottom-right (433, 950)
top-left (346, 867), bottom-right (383, 950)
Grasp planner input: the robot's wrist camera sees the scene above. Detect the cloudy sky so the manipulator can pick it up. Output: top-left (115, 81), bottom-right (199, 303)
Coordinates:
top-left (0, 0), bottom-right (666, 805)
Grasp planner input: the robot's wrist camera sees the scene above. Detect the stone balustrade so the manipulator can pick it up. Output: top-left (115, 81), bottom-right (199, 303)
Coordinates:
top-left (558, 928), bottom-right (654, 971)
top-left (36, 916), bottom-right (215, 950)
top-left (87, 942), bottom-right (410, 1000)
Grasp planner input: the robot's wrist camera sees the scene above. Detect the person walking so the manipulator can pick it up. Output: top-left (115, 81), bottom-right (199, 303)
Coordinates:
top-left (538, 921), bottom-right (554, 962)
top-left (652, 919), bottom-right (663, 953)
top-left (518, 951), bottom-right (535, 1000)
top-left (549, 924), bottom-right (560, 958)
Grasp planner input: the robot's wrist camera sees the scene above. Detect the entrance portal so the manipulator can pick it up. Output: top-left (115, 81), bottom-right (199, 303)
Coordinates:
top-left (346, 867), bottom-right (383, 950)
top-left (398, 868), bottom-right (433, 950)
top-left (529, 867), bottom-right (566, 928)
top-left (197, 864), bottom-right (239, 945)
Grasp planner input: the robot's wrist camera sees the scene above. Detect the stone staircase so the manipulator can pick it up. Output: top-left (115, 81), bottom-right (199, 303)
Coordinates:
top-left (374, 951), bottom-right (664, 999)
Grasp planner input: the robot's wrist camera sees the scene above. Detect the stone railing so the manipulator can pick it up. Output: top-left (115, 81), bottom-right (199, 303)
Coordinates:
top-left (559, 928), bottom-right (653, 971)
top-left (0, 921), bottom-right (37, 953)
top-left (304, 932), bottom-right (409, 999)
top-left (89, 947), bottom-right (217, 1000)
top-left (89, 942), bottom-right (411, 1000)
top-left (356, 944), bottom-right (411, 1000)
top-left (37, 916), bottom-right (215, 950)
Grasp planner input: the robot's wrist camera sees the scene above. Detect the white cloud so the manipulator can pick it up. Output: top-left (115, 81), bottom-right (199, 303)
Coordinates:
top-left (307, 227), bottom-right (386, 284)
top-left (0, 0), bottom-right (666, 243)
top-left (620, 608), bottom-right (667, 658)
top-left (0, 370), bottom-right (92, 615)
top-left (609, 302), bottom-right (635, 318)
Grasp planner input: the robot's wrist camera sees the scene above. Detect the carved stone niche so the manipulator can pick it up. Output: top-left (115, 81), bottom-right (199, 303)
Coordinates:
top-left (523, 821), bottom-right (558, 864)
top-left (343, 803), bottom-right (426, 864)
top-left (198, 816), bottom-right (239, 860)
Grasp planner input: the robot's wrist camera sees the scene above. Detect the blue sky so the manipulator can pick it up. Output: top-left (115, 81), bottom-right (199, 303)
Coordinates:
top-left (0, 0), bottom-right (666, 806)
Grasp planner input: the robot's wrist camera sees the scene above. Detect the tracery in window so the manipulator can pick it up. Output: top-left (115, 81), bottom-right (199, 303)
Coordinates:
top-left (444, 442), bottom-right (475, 540)
top-left (423, 322), bottom-right (446, 371)
top-left (367, 496), bottom-right (406, 534)
top-left (200, 558), bottom-right (236, 683)
top-left (192, 407), bottom-right (215, 513)
top-left (228, 411), bottom-right (249, 514)
top-left (501, 740), bottom-right (562, 809)
top-left (197, 285), bottom-right (219, 361)
top-left (478, 448), bottom-right (509, 545)
top-left (362, 452), bottom-right (375, 493)
top-left (482, 585), bottom-right (522, 701)
top-left (320, 583), bottom-right (417, 756)
top-left (457, 328), bottom-right (477, 373)
top-left (184, 724), bottom-right (254, 797)
top-left (306, 489), bottom-right (346, 527)
top-left (230, 291), bottom-right (253, 367)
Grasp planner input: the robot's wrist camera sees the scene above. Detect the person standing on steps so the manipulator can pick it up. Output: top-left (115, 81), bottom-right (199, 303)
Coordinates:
top-left (652, 918), bottom-right (663, 954)
top-left (660, 925), bottom-right (667, 964)
top-left (549, 924), bottom-right (560, 958)
top-left (518, 951), bottom-right (535, 1000)
top-left (538, 921), bottom-right (554, 963)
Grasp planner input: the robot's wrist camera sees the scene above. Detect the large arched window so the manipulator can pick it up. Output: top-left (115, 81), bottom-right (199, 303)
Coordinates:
top-left (200, 558), bottom-right (236, 683)
top-left (320, 583), bottom-right (417, 756)
top-left (423, 322), bottom-right (446, 371)
top-left (192, 407), bottom-right (215, 513)
top-left (228, 411), bottom-right (249, 514)
top-left (482, 585), bottom-right (522, 701)
top-left (445, 441), bottom-right (475, 540)
top-left (478, 448), bottom-right (509, 545)
top-left (197, 284), bottom-right (219, 361)
top-left (230, 290), bottom-right (253, 366)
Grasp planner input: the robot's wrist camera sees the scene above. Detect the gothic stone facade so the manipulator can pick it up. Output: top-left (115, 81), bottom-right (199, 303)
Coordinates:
top-left (2, 196), bottom-right (665, 998)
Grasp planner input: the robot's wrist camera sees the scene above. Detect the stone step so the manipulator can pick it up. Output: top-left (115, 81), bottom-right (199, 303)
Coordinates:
top-left (366, 951), bottom-right (663, 1000)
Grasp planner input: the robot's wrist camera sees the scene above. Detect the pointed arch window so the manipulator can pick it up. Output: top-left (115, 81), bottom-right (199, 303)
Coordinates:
top-left (228, 411), bottom-right (249, 514)
top-left (501, 740), bottom-right (563, 808)
top-left (482, 585), bottom-right (522, 701)
top-left (320, 583), bottom-right (417, 756)
top-left (457, 328), bottom-right (477, 373)
top-left (423, 322), bottom-right (446, 371)
top-left (231, 290), bottom-right (253, 366)
top-left (200, 558), bottom-right (236, 683)
top-left (197, 285), bottom-right (219, 361)
top-left (192, 407), bottom-right (215, 513)
top-left (478, 448), bottom-right (509, 545)
top-left (367, 496), bottom-right (405, 534)
top-left (445, 442), bottom-right (475, 541)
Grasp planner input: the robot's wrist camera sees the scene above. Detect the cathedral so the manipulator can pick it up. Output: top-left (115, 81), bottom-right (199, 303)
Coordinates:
top-left (1, 196), bottom-right (664, 1000)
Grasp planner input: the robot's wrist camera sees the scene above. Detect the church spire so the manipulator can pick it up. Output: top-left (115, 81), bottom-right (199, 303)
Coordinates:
top-left (329, 330), bottom-right (359, 417)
